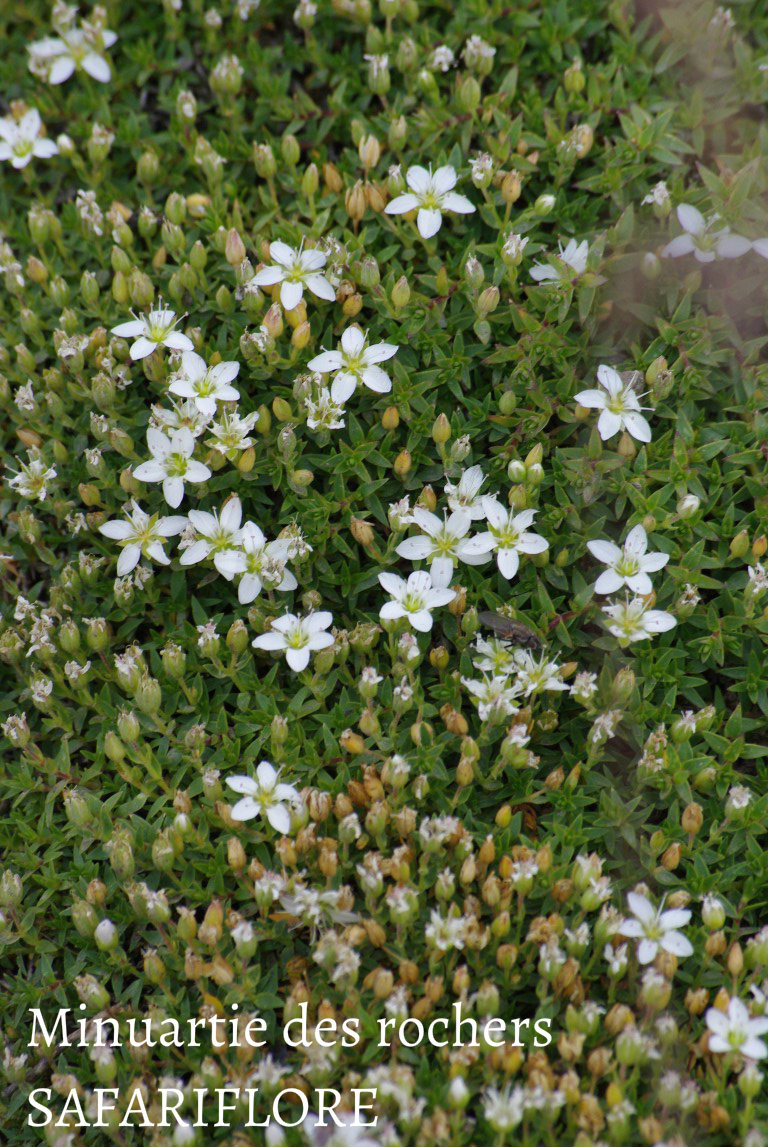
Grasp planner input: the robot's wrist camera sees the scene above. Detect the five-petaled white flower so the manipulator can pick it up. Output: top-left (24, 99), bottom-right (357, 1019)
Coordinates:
top-left (530, 238), bottom-right (589, 282)
top-left (602, 597), bottom-right (676, 645)
top-left (252, 241), bottom-right (335, 311)
top-left (462, 674), bottom-right (520, 722)
top-left (587, 525), bottom-right (669, 595)
top-left (706, 997), bottom-right (768, 1060)
top-left (98, 501), bottom-right (186, 575)
top-left (168, 351), bottom-right (240, 417)
top-left (378, 569), bottom-right (456, 631)
top-left (575, 365), bottom-right (652, 443)
top-left (511, 650), bottom-right (569, 695)
top-left (444, 465), bottom-right (491, 520)
top-left (661, 204), bottom-right (751, 262)
top-left (111, 307), bottom-right (193, 361)
top-left (396, 507), bottom-right (492, 585)
top-left (216, 528), bottom-right (297, 604)
top-left (307, 327), bottom-right (398, 405)
top-left (252, 611), bottom-right (334, 672)
top-left (620, 891), bottom-right (693, 964)
top-left (28, 24), bottom-right (118, 85)
top-left (132, 427), bottom-right (211, 509)
top-left (385, 165), bottom-right (475, 239)
top-left (0, 110), bottom-right (58, 169)
top-left (476, 501), bottom-right (548, 580)
top-left (227, 761), bottom-right (299, 834)
top-left (178, 498), bottom-right (246, 574)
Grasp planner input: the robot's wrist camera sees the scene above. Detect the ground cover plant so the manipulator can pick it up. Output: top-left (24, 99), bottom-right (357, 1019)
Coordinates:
top-left (2, 0), bottom-right (768, 1144)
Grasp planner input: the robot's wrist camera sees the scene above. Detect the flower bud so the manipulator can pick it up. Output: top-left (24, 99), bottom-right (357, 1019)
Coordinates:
top-left (391, 276), bottom-right (410, 309)
top-left (677, 493), bottom-right (700, 519)
top-left (94, 918), bottom-right (119, 951)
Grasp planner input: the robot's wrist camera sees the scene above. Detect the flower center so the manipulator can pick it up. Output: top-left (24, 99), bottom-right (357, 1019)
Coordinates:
top-left (287, 626), bottom-right (308, 648)
top-left (166, 452), bottom-right (189, 477)
top-left (616, 554), bottom-right (640, 577)
top-left (403, 592), bottom-right (426, 612)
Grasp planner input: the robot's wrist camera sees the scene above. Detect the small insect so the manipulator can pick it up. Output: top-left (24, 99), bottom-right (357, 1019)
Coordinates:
top-left (477, 611), bottom-right (543, 651)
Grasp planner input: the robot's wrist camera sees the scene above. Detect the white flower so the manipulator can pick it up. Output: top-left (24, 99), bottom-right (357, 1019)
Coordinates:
top-left (227, 761), bottom-right (299, 834)
top-left (305, 387), bottom-right (346, 431)
top-left (178, 497), bottom-right (246, 574)
top-left (444, 465), bottom-right (490, 519)
top-left (472, 635), bottom-right (517, 677)
top-left (707, 998), bottom-right (768, 1060)
top-left (462, 675), bottom-right (520, 722)
top-left (252, 611), bottom-right (334, 672)
top-left (430, 45), bottom-right (455, 72)
top-left (168, 351), bottom-right (240, 417)
top-left (206, 408), bottom-right (258, 459)
top-left (98, 501), bottom-right (186, 576)
top-left (6, 452), bottom-right (56, 501)
top-left (111, 307), bottom-right (193, 361)
top-left (530, 238), bottom-right (589, 282)
top-left (511, 650), bottom-right (569, 695)
top-left (132, 427), bottom-right (211, 509)
top-left (602, 597), bottom-right (676, 644)
top-left (307, 327), bottom-right (398, 404)
top-left (385, 165), bottom-right (475, 239)
top-left (575, 365), bottom-right (652, 443)
top-left (661, 204), bottom-right (751, 262)
top-left (483, 1085), bottom-right (524, 1133)
top-left (587, 525), bottom-right (669, 595)
top-left (378, 570), bottom-right (456, 632)
top-left (396, 507), bottom-right (492, 585)
top-left (151, 399), bottom-right (211, 438)
top-left (252, 240), bottom-right (335, 311)
top-left (0, 110), bottom-right (58, 169)
top-left (642, 181), bottom-right (670, 210)
top-left (620, 891), bottom-right (693, 964)
top-left (475, 501), bottom-right (548, 580)
top-left (28, 25), bottom-right (117, 85)
top-left (216, 527), bottom-right (297, 604)
top-left (424, 908), bottom-right (466, 953)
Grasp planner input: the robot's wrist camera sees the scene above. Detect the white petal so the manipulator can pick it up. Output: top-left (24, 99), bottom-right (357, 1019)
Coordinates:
top-left (266, 804), bottom-right (291, 834)
top-left (280, 279), bottom-right (304, 311)
top-left (405, 165), bottom-right (431, 194)
top-left (304, 274), bottom-right (336, 301)
top-left (497, 548), bottom-right (520, 580)
top-left (417, 207), bottom-right (442, 239)
top-left (661, 234), bottom-right (695, 258)
top-left (594, 569), bottom-right (624, 595)
top-left (285, 646), bottom-right (310, 672)
top-left (49, 56), bottom-right (76, 84)
top-left (227, 775), bottom-right (258, 794)
top-left (99, 519), bottom-right (134, 540)
top-left (676, 203), bottom-right (706, 235)
top-left (82, 53), bottom-right (111, 82)
top-left (307, 350), bottom-right (343, 373)
top-left (330, 373), bottom-right (357, 404)
top-left (340, 326), bottom-right (365, 356)
top-left (116, 545), bottom-right (141, 575)
top-left (230, 796), bottom-right (260, 821)
top-left (587, 539), bottom-right (621, 564)
top-left (130, 336), bottom-right (157, 360)
top-left (268, 241), bottom-right (295, 267)
top-left (441, 192), bottom-right (475, 214)
top-left (359, 365), bottom-right (392, 393)
top-left (385, 193), bottom-right (419, 215)
top-left (253, 265), bottom-right (285, 286)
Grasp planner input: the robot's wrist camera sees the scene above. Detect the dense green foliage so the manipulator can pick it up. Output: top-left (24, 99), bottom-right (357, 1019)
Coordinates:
top-left (3, 1), bottom-right (768, 1145)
